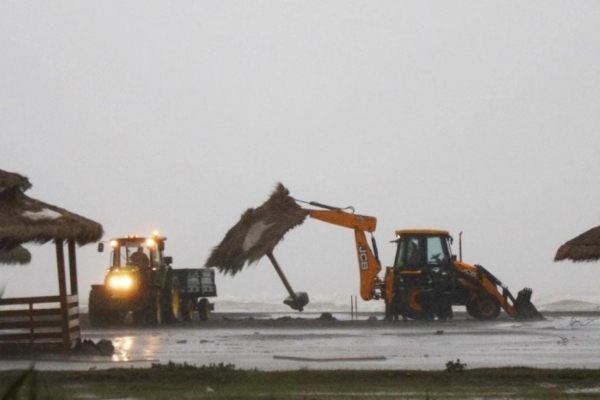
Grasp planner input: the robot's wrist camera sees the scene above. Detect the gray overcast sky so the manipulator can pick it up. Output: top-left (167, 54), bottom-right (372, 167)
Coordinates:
top-left (2, 2), bottom-right (600, 309)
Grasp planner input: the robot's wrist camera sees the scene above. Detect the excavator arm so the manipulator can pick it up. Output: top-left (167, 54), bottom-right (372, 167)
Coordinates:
top-left (302, 202), bottom-right (384, 301)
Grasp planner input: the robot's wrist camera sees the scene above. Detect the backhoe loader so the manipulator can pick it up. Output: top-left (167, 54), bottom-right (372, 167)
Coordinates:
top-left (301, 201), bottom-right (541, 321)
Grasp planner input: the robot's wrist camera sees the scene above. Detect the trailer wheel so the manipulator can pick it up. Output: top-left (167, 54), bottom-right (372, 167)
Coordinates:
top-left (469, 295), bottom-right (500, 320)
top-left (162, 273), bottom-right (181, 323)
top-left (198, 298), bottom-right (211, 321)
top-left (181, 298), bottom-right (195, 322)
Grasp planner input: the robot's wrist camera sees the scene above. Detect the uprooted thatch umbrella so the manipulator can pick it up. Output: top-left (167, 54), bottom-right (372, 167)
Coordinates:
top-left (205, 182), bottom-right (309, 274)
top-left (0, 245), bottom-right (31, 265)
top-left (205, 183), bottom-right (310, 310)
top-left (554, 224), bottom-right (600, 263)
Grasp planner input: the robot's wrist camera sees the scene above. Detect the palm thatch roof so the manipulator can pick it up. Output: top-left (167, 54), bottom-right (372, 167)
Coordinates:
top-left (0, 169), bottom-right (103, 252)
top-left (205, 183), bottom-right (309, 275)
top-left (554, 225), bottom-right (600, 263)
top-left (0, 245), bottom-right (31, 265)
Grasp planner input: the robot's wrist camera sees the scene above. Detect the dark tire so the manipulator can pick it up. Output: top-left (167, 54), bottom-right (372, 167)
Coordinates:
top-left (402, 289), bottom-right (430, 321)
top-left (470, 295), bottom-right (501, 320)
top-left (162, 273), bottom-right (181, 323)
top-left (181, 298), bottom-right (195, 322)
top-left (143, 289), bottom-right (162, 325)
top-left (88, 286), bottom-right (116, 327)
top-left (198, 298), bottom-right (211, 321)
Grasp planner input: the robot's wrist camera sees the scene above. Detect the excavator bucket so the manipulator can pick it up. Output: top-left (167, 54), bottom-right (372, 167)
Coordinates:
top-left (513, 288), bottom-right (543, 320)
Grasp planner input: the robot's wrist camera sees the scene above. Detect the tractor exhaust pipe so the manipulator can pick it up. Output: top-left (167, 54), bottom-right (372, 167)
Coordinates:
top-left (459, 231), bottom-right (463, 262)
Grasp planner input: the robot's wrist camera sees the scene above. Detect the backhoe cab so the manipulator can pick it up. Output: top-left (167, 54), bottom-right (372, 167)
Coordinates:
top-left (387, 229), bottom-right (541, 321)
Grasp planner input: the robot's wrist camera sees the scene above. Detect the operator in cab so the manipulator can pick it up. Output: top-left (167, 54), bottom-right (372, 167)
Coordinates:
top-left (130, 246), bottom-right (150, 268)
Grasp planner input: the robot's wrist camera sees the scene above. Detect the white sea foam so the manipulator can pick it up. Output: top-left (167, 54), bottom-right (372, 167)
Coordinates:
top-left (78, 292), bottom-right (600, 314)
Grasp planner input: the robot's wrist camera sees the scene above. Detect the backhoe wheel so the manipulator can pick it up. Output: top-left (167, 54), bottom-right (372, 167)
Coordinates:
top-left (162, 272), bottom-right (181, 323)
top-left (181, 298), bottom-right (195, 322)
top-left (470, 295), bottom-right (501, 320)
top-left (198, 298), bottom-right (211, 321)
top-left (403, 289), bottom-right (430, 321)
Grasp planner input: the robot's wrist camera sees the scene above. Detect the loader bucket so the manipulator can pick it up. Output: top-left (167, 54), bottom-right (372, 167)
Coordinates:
top-left (513, 288), bottom-right (543, 320)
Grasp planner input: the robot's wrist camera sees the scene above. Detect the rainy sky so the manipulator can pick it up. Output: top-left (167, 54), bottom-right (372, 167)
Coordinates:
top-left (2, 2), bottom-right (600, 309)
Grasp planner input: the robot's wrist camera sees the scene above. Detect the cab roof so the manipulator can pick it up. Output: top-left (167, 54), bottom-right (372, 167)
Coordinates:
top-left (395, 228), bottom-right (451, 237)
top-left (111, 235), bottom-right (167, 242)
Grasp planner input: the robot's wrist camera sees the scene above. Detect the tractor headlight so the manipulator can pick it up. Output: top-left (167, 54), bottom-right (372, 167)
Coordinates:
top-left (108, 274), bottom-right (134, 290)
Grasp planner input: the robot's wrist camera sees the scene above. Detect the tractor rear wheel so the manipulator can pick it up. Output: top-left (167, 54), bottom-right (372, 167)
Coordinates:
top-left (162, 273), bottom-right (181, 323)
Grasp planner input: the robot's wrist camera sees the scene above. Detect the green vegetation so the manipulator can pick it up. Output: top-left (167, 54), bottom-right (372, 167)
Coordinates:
top-left (445, 358), bottom-right (467, 373)
top-left (2, 362), bottom-right (600, 399)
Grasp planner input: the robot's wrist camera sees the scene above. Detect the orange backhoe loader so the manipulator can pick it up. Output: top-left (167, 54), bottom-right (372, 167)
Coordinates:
top-left (301, 200), bottom-right (541, 321)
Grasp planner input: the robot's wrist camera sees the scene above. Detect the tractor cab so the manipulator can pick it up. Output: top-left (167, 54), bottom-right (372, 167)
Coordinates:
top-left (99, 234), bottom-right (168, 270)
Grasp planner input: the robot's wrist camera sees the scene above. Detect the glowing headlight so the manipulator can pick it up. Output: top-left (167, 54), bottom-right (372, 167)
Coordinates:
top-left (108, 275), bottom-right (134, 289)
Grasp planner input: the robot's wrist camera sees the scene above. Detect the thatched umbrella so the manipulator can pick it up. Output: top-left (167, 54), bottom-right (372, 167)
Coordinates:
top-left (555, 225), bottom-right (600, 263)
top-left (0, 245), bottom-right (31, 265)
top-left (205, 183), bottom-right (310, 310)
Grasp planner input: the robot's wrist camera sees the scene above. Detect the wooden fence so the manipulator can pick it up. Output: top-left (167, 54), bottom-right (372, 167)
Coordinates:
top-left (0, 295), bottom-right (80, 352)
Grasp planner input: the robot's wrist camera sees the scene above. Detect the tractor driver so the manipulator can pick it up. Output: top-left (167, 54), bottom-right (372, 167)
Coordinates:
top-left (130, 246), bottom-right (150, 268)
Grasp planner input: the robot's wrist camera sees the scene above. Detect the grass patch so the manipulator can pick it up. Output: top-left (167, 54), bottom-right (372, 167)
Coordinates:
top-left (3, 363), bottom-right (600, 399)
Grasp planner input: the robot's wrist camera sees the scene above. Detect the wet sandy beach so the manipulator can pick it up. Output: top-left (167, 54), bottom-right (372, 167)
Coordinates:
top-left (1, 311), bottom-right (600, 372)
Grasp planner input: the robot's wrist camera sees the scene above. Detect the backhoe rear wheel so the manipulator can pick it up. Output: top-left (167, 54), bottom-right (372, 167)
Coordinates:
top-left (402, 289), bottom-right (430, 321)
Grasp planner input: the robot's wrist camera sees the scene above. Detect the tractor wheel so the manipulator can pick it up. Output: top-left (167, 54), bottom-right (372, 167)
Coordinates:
top-left (469, 295), bottom-right (501, 320)
top-left (143, 290), bottom-right (162, 325)
top-left (198, 298), bottom-right (211, 321)
top-left (181, 298), bottom-right (195, 322)
top-left (162, 273), bottom-right (181, 323)
top-left (88, 286), bottom-right (114, 327)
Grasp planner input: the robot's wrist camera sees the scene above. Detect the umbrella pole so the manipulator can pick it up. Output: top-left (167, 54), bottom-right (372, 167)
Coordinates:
top-left (266, 251), bottom-right (295, 298)
top-left (266, 251), bottom-right (309, 311)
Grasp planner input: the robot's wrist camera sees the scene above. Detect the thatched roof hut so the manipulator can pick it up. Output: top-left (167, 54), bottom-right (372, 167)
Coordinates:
top-left (0, 168), bottom-right (103, 352)
top-left (555, 225), bottom-right (600, 263)
top-left (0, 170), bottom-right (103, 251)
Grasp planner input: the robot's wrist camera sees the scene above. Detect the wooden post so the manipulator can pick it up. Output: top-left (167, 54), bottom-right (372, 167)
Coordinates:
top-left (68, 240), bottom-right (78, 295)
top-left (55, 239), bottom-right (70, 351)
